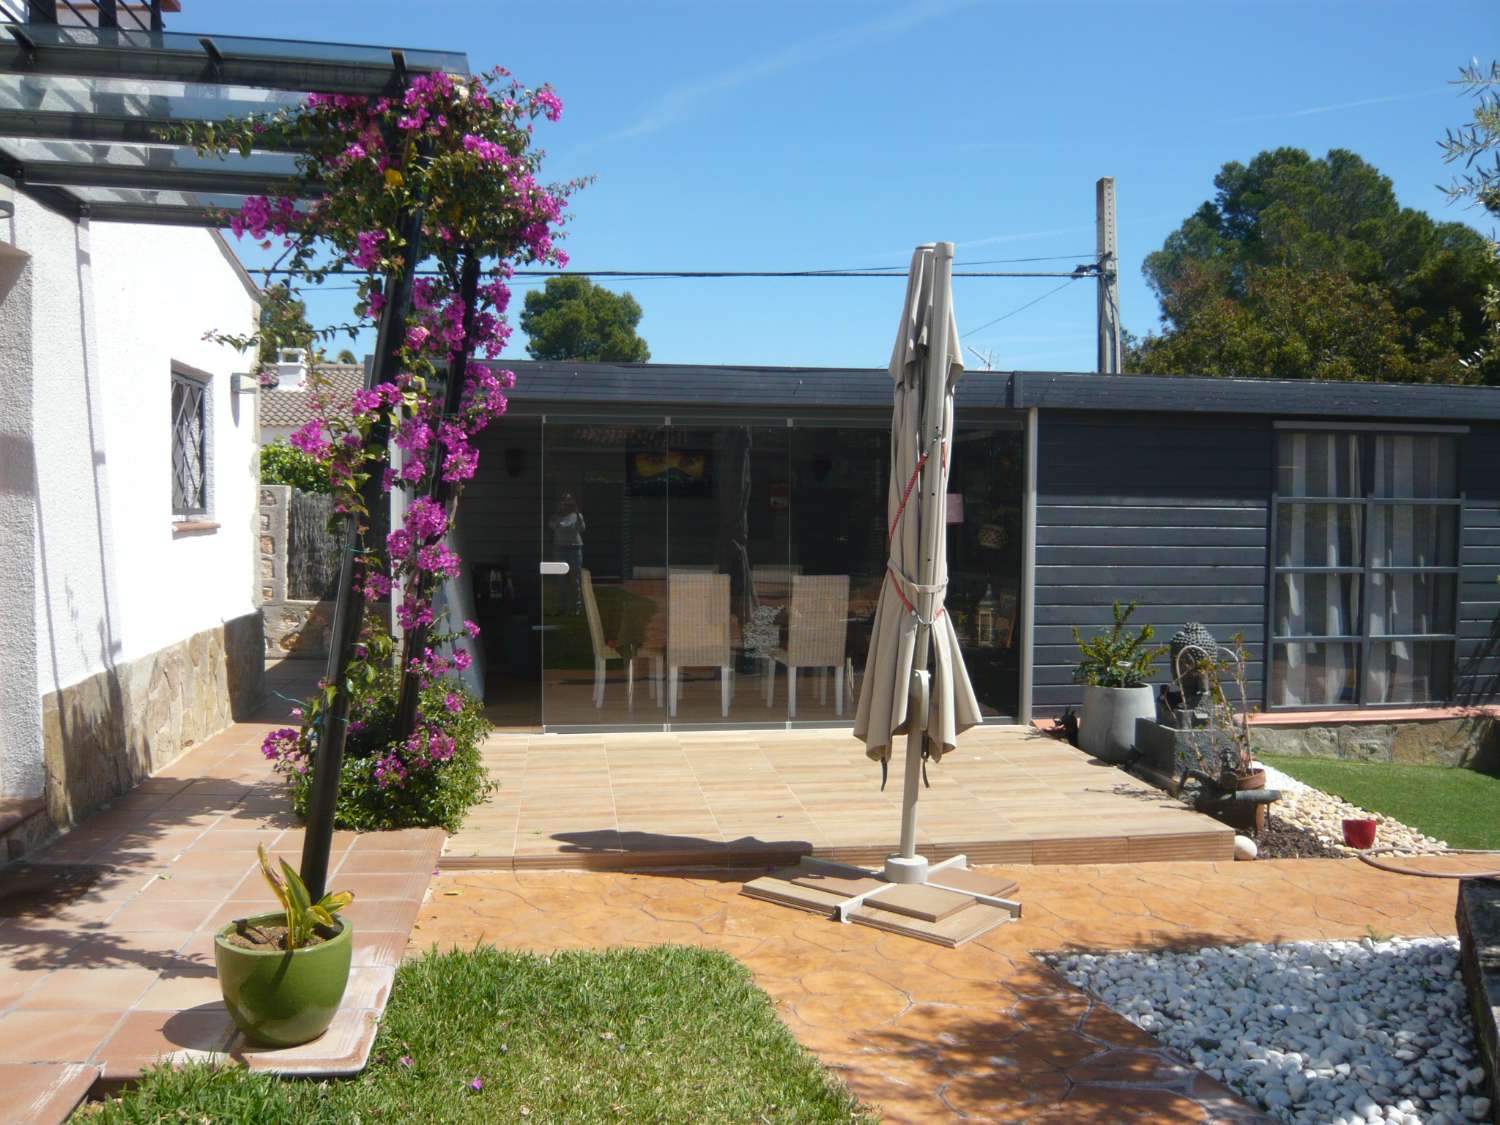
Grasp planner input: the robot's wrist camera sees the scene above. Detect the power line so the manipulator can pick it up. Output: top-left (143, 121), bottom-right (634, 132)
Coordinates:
top-left (961, 277), bottom-right (1083, 338)
top-left (253, 262), bottom-right (1100, 283)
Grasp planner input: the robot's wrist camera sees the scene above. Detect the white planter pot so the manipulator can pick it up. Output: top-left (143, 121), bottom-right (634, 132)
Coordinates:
top-left (1079, 685), bottom-right (1155, 762)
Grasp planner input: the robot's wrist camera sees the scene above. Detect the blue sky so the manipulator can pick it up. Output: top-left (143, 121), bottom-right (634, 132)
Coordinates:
top-left (192, 0), bottom-right (1496, 372)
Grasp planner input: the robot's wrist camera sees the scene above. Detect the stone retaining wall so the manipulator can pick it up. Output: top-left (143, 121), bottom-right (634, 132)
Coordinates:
top-left (1250, 716), bottom-right (1500, 771)
top-left (40, 612), bottom-right (264, 831)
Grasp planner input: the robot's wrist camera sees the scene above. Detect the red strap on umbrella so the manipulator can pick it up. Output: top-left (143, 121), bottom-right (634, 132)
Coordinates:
top-left (886, 437), bottom-right (948, 623)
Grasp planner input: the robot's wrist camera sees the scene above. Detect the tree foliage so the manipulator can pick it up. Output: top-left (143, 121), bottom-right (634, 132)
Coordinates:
top-left (256, 283), bottom-right (317, 371)
top-left (1130, 147), bottom-right (1500, 384)
top-left (1440, 59), bottom-right (1500, 217)
top-left (520, 275), bottom-right (650, 362)
top-left (259, 438), bottom-right (330, 494)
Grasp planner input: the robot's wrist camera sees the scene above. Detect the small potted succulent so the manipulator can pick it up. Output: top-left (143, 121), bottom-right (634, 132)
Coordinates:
top-left (1073, 601), bottom-right (1168, 762)
top-left (214, 844), bottom-right (355, 1048)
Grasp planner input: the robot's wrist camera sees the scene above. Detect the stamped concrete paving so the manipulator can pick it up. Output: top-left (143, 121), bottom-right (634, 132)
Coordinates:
top-left (412, 857), bottom-right (1471, 1123)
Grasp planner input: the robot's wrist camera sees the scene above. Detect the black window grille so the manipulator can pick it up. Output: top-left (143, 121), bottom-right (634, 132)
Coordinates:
top-left (171, 372), bottom-right (208, 517)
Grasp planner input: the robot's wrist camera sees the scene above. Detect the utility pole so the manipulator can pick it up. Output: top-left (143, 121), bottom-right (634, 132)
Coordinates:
top-left (1095, 176), bottom-right (1122, 374)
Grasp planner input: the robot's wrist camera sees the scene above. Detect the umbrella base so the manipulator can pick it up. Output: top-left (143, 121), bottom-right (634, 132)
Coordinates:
top-left (883, 854), bottom-right (930, 884)
top-left (742, 855), bottom-right (1022, 947)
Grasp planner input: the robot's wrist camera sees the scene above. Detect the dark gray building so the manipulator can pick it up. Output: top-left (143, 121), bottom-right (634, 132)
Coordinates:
top-left (456, 361), bottom-right (1500, 731)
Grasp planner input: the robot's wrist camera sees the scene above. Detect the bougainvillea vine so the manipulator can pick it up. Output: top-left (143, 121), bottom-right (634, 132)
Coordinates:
top-left (188, 65), bottom-right (581, 797)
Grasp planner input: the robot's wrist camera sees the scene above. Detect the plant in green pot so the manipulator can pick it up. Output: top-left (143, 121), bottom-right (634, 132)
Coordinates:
top-left (1073, 601), bottom-right (1168, 763)
top-left (214, 844), bottom-right (355, 1048)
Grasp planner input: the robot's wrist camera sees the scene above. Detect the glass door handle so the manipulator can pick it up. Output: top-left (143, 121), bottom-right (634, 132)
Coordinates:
top-left (539, 561), bottom-right (570, 575)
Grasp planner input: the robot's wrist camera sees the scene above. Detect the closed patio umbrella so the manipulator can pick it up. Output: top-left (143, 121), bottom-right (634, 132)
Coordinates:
top-left (853, 241), bottom-right (981, 884)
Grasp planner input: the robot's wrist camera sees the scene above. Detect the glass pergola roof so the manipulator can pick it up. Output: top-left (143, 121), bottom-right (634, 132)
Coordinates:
top-left (0, 19), bottom-right (468, 225)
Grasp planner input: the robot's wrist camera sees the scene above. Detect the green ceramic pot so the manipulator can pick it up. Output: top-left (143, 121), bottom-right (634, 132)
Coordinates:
top-left (214, 911), bottom-right (353, 1048)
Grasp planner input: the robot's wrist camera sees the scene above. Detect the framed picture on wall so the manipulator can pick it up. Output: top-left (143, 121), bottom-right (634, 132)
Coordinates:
top-left (626, 449), bottom-right (713, 496)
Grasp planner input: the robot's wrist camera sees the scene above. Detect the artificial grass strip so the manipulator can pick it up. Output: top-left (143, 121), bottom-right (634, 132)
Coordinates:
top-left (83, 945), bottom-right (871, 1124)
top-left (1260, 754), bottom-right (1500, 850)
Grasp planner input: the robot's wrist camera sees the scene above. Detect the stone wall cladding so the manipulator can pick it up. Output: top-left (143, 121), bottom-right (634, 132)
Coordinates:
top-left (259, 483), bottom-right (336, 660)
top-left (1250, 717), bottom-right (1500, 771)
top-left (40, 612), bottom-right (265, 831)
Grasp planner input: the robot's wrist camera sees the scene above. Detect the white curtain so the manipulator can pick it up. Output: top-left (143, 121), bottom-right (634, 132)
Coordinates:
top-left (1274, 432), bottom-right (1457, 707)
top-left (1366, 435), bottom-right (1456, 702)
top-left (1274, 433), bottom-right (1360, 706)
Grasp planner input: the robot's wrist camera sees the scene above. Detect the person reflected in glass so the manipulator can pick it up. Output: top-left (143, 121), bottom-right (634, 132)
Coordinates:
top-left (549, 491), bottom-right (586, 615)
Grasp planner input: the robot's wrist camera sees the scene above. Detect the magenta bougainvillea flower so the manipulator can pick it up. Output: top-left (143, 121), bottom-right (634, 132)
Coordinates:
top-left (201, 67), bottom-right (578, 796)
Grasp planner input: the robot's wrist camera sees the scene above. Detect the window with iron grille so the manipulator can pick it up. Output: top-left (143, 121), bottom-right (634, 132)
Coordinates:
top-left (171, 370), bottom-right (209, 517)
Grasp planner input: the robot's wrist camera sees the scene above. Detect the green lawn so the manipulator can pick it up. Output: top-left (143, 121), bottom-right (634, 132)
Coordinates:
top-left (1260, 754), bottom-right (1500, 850)
top-left (82, 946), bottom-right (870, 1124)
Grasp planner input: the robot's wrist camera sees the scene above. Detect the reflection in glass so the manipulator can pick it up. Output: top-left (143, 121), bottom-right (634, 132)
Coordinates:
top-left (1273, 573), bottom-right (1361, 640)
top-left (1370, 505), bottom-right (1458, 568)
top-left (1276, 432), bottom-right (1360, 497)
top-left (1366, 641), bottom-right (1454, 703)
top-left (541, 422), bottom-right (668, 726)
top-left (1275, 503), bottom-right (1362, 568)
top-left (1368, 572), bottom-right (1456, 637)
top-left (1271, 641), bottom-right (1359, 706)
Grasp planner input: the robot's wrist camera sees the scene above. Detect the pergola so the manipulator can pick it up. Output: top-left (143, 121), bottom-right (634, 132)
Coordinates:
top-left (0, 4), bottom-right (470, 897)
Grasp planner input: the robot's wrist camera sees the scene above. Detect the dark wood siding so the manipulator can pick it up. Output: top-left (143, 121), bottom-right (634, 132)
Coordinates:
top-left (1032, 411), bottom-right (1273, 715)
top-left (1455, 425), bottom-right (1500, 704)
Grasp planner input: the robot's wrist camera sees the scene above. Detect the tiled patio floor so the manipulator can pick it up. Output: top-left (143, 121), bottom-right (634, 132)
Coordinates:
top-left (0, 662), bottom-right (441, 1124)
top-left (443, 724), bottom-right (1234, 869)
top-left (413, 856), bottom-right (1473, 1123)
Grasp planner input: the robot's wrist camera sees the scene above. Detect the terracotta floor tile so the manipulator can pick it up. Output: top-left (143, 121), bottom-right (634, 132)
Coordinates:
top-left (0, 967), bottom-right (51, 1011)
top-left (50, 931), bottom-right (194, 976)
top-left (108, 898), bottom-right (220, 933)
top-left (13, 967), bottom-right (160, 1011)
top-left (134, 972), bottom-right (227, 1011)
top-left (0, 1062), bottom-right (100, 1125)
top-left (0, 1010), bottom-right (123, 1064)
top-left (94, 1006), bottom-right (237, 1079)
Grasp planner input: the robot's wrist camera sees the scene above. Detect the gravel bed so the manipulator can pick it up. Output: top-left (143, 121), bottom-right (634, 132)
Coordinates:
top-left (1256, 763), bottom-right (1448, 857)
top-left (1049, 938), bottom-right (1490, 1124)
top-left (1256, 813), bottom-right (1348, 859)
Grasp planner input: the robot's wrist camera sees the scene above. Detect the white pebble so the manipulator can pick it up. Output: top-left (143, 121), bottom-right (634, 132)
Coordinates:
top-left (1048, 937), bottom-right (1482, 1125)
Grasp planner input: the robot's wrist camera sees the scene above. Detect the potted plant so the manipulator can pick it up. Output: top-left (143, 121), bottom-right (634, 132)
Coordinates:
top-left (1072, 601), bottom-right (1167, 762)
top-left (214, 845), bottom-right (355, 1048)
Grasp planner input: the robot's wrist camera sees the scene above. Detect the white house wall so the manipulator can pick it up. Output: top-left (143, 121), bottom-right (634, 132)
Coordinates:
top-left (90, 222), bottom-right (261, 664)
top-left (2, 193), bottom-right (264, 827)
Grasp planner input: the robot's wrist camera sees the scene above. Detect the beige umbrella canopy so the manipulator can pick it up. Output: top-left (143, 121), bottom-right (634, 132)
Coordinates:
top-left (853, 241), bottom-right (981, 879)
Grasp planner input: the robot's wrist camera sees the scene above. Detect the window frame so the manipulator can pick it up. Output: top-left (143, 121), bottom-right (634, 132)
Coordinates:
top-left (1267, 426), bottom-right (1464, 711)
top-left (170, 362), bottom-right (213, 521)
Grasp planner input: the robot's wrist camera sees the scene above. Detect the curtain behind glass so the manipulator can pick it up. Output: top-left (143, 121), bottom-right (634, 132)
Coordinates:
top-left (1273, 432), bottom-right (1361, 705)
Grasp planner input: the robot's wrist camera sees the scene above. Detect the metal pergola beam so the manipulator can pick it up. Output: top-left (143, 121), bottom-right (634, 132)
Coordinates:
top-left (18, 159), bottom-right (306, 197)
top-left (0, 109), bottom-right (317, 149)
top-left (0, 39), bottom-right (446, 98)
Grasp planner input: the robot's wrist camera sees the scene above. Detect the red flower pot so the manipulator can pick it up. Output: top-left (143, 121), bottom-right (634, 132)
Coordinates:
top-left (1342, 818), bottom-right (1378, 849)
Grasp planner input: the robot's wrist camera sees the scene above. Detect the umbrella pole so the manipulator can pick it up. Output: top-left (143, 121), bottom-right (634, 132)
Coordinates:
top-left (885, 240), bottom-right (955, 886)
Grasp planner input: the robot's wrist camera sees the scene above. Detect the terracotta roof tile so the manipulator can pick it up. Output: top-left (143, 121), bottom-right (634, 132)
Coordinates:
top-left (259, 364), bottom-right (365, 429)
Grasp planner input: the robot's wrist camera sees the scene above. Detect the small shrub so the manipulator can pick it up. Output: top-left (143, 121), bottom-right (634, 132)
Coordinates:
top-left (262, 628), bottom-right (494, 832)
top-left (1072, 600), bottom-right (1169, 688)
top-left (260, 438), bottom-right (331, 494)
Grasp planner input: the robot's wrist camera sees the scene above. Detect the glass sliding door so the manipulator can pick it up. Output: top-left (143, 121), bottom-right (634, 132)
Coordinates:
top-left (663, 423), bottom-right (790, 725)
top-left (531, 411), bottom-right (1027, 729)
top-left (947, 424), bottom-right (1026, 720)
top-left (787, 422), bottom-right (888, 723)
top-left (540, 418), bottom-right (670, 727)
